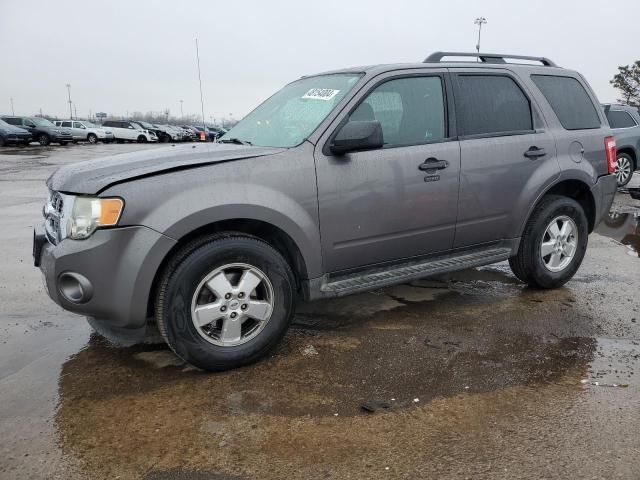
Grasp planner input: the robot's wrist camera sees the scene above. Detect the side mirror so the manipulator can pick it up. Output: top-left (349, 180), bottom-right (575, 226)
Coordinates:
top-left (330, 121), bottom-right (383, 155)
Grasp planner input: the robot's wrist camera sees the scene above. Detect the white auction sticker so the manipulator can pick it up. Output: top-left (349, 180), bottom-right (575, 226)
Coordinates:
top-left (302, 88), bottom-right (340, 101)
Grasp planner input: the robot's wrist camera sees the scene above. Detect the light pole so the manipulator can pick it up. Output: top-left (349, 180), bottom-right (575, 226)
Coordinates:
top-left (10, 97), bottom-right (14, 115)
top-left (179, 100), bottom-right (184, 121)
top-left (474, 17), bottom-right (487, 54)
top-left (66, 84), bottom-right (73, 119)
top-left (195, 38), bottom-right (206, 132)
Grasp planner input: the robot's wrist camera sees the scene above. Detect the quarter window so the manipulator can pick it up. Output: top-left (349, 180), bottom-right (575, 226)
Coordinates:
top-left (349, 76), bottom-right (446, 147)
top-left (531, 75), bottom-right (601, 130)
top-left (455, 75), bottom-right (533, 136)
top-left (606, 110), bottom-right (637, 129)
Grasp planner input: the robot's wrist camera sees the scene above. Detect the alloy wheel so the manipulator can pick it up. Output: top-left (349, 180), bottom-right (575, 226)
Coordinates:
top-left (615, 156), bottom-right (632, 185)
top-left (190, 263), bottom-right (274, 347)
top-left (540, 215), bottom-right (578, 272)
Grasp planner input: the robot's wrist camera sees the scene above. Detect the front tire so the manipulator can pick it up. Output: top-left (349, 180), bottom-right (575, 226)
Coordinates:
top-left (38, 134), bottom-right (50, 146)
top-left (509, 195), bottom-right (588, 289)
top-left (137, 135), bottom-right (147, 143)
top-left (87, 133), bottom-right (98, 144)
top-left (615, 153), bottom-right (634, 187)
top-left (155, 234), bottom-right (295, 371)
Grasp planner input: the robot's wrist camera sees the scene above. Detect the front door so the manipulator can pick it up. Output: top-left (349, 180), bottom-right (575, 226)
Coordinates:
top-left (315, 72), bottom-right (461, 273)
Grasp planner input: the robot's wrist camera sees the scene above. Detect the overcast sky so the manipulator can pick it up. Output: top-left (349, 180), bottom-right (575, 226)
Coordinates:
top-left (1, 0), bottom-right (639, 122)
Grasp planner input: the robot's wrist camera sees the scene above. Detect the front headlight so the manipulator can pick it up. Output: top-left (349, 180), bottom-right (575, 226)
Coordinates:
top-left (66, 196), bottom-right (124, 239)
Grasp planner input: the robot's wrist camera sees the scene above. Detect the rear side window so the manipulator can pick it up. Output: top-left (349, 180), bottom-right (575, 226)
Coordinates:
top-left (531, 75), bottom-right (600, 130)
top-left (454, 75), bottom-right (533, 136)
top-left (61, 121), bottom-right (72, 127)
top-left (606, 110), bottom-right (637, 129)
top-left (350, 76), bottom-right (446, 146)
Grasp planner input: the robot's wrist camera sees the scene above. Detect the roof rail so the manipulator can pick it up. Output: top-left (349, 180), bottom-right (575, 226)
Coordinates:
top-left (424, 51), bottom-right (558, 68)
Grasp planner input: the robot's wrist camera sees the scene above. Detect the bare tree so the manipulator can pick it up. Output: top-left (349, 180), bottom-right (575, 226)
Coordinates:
top-left (611, 61), bottom-right (640, 106)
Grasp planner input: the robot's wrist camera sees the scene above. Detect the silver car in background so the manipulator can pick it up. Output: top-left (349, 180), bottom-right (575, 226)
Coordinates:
top-left (54, 120), bottom-right (115, 144)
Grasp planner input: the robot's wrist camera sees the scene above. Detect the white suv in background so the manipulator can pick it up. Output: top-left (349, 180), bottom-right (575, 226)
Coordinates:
top-left (54, 120), bottom-right (115, 144)
top-left (100, 120), bottom-right (158, 143)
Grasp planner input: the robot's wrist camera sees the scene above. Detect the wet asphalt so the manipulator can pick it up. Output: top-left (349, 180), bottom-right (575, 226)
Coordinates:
top-left (0, 143), bottom-right (639, 480)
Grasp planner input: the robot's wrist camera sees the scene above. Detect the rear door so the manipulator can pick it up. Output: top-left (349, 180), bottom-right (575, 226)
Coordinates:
top-left (73, 121), bottom-right (87, 140)
top-left (314, 70), bottom-right (461, 272)
top-left (61, 121), bottom-right (77, 140)
top-left (451, 69), bottom-right (559, 248)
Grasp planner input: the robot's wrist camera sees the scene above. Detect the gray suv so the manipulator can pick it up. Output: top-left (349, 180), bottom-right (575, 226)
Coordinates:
top-left (34, 52), bottom-right (618, 371)
top-left (602, 104), bottom-right (640, 186)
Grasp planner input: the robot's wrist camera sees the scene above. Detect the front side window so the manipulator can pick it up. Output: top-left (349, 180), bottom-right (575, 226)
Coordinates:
top-left (221, 74), bottom-right (361, 148)
top-left (73, 122), bottom-right (84, 128)
top-left (349, 76), bottom-right (445, 147)
top-left (606, 110), bottom-right (637, 129)
top-left (531, 75), bottom-right (601, 130)
top-left (455, 75), bottom-right (533, 136)
top-left (32, 118), bottom-right (54, 127)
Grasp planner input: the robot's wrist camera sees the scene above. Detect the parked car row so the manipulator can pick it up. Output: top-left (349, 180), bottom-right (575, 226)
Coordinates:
top-left (0, 114), bottom-right (229, 147)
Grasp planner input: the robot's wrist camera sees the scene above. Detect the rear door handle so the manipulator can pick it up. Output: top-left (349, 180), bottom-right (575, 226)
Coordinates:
top-left (419, 158), bottom-right (449, 171)
top-left (524, 146), bottom-right (547, 159)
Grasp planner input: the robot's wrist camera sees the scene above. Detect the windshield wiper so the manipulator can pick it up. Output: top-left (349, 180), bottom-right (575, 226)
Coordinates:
top-left (219, 137), bottom-right (252, 145)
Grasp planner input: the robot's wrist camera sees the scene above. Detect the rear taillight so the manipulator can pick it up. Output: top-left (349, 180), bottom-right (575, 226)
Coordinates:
top-left (605, 136), bottom-right (617, 174)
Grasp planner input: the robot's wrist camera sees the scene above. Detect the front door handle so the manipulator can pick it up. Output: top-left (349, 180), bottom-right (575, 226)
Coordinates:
top-left (524, 146), bottom-right (547, 159)
top-left (419, 158), bottom-right (449, 171)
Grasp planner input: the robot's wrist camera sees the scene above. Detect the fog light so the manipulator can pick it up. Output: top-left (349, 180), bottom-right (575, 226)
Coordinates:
top-left (58, 272), bottom-right (93, 304)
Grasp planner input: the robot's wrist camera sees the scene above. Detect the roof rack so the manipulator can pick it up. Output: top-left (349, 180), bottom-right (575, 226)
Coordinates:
top-left (424, 51), bottom-right (558, 68)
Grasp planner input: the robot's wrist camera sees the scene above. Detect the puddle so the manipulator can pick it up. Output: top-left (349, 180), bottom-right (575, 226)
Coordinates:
top-left (595, 210), bottom-right (640, 257)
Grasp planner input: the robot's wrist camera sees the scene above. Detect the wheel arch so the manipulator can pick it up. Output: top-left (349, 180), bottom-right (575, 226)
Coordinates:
top-left (146, 218), bottom-right (310, 319)
top-left (523, 178), bottom-right (597, 235)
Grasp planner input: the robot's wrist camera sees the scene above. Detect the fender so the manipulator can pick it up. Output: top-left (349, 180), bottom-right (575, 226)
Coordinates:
top-left (104, 146), bottom-right (324, 278)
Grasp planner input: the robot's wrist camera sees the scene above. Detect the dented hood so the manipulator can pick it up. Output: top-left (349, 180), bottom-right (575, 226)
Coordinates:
top-left (47, 143), bottom-right (286, 194)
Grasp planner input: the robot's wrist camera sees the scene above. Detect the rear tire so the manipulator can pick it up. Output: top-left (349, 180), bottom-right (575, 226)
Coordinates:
top-left (509, 195), bottom-right (588, 289)
top-left (615, 153), bottom-right (634, 187)
top-left (155, 234), bottom-right (295, 371)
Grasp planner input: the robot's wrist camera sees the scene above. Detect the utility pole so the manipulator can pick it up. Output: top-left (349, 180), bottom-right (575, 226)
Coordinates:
top-left (74, 104), bottom-right (78, 120)
top-left (195, 38), bottom-right (206, 131)
top-left (10, 97), bottom-right (14, 115)
top-left (179, 100), bottom-right (184, 121)
top-left (66, 84), bottom-right (73, 119)
top-left (474, 17), bottom-right (487, 55)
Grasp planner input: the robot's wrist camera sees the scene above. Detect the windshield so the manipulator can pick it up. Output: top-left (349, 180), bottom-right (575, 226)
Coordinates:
top-left (138, 121), bottom-right (153, 128)
top-left (83, 121), bottom-right (98, 128)
top-left (32, 118), bottom-right (54, 127)
top-left (0, 119), bottom-right (12, 128)
top-left (220, 74), bottom-right (361, 148)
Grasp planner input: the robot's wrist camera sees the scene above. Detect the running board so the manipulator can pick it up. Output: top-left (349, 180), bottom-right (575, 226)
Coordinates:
top-left (319, 248), bottom-right (512, 297)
